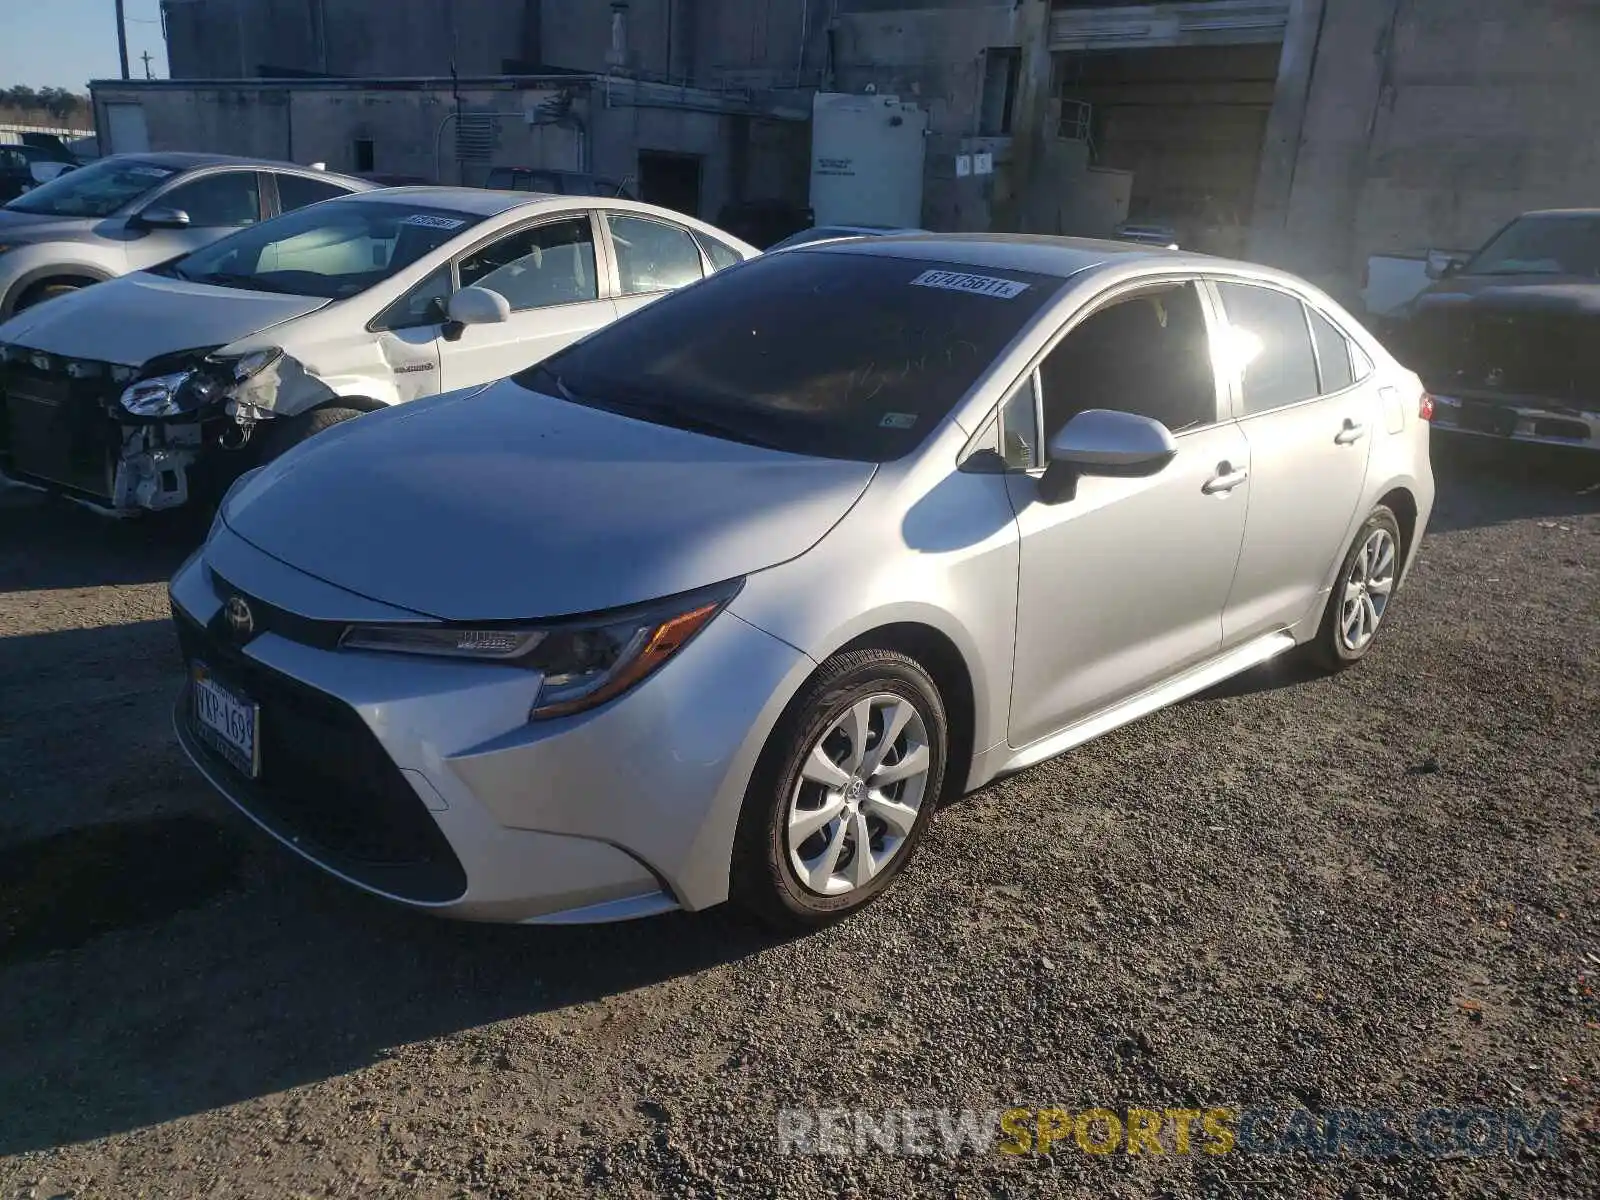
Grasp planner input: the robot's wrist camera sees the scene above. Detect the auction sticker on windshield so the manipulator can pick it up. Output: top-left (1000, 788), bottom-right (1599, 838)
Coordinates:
top-left (402, 214), bottom-right (467, 231)
top-left (910, 270), bottom-right (1030, 300)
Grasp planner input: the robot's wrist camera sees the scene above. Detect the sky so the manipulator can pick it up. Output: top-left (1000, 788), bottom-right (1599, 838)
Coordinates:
top-left (0, 0), bottom-right (171, 92)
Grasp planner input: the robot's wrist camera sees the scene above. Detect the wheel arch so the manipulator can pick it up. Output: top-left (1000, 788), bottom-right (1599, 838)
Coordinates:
top-left (2, 264), bottom-right (115, 318)
top-left (1376, 485), bottom-right (1419, 577)
top-left (832, 621), bottom-right (978, 807)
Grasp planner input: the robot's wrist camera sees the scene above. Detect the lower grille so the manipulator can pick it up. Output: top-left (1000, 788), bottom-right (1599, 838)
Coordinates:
top-left (173, 605), bottom-right (468, 904)
top-left (3, 375), bottom-right (115, 496)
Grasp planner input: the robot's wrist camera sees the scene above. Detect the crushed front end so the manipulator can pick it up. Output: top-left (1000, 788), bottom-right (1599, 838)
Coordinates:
top-left (0, 343), bottom-right (278, 512)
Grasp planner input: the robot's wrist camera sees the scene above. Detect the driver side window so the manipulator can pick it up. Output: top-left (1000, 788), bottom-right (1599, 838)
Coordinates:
top-left (1038, 282), bottom-right (1218, 448)
top-left (458, 217), bottom-right (598, 311)
top-left (158, 171), bottom-right (262, 228)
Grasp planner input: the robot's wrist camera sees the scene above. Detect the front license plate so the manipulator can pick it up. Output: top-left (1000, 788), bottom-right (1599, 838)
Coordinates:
top-left (191, 662), bottom-right (260, 779)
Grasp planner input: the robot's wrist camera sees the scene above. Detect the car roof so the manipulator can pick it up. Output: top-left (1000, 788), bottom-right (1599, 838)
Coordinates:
top-left (104, 151), bottom-right (371, 188)
top-left (792, 232), bottom-right (1185, 278)
top-left (1517, 208), bottom-right (1600, 219)
top-left (352, 186), bottom-right (566, 216)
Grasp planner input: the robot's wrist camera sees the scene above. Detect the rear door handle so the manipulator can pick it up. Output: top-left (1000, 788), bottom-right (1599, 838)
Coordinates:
top-left (1203, 464), bottom-right (1249, 495)
top-left (1335, 419), bottom-right (1368, 445)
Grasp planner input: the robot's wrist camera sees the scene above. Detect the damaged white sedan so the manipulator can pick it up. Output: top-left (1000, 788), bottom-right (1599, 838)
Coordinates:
top-left (0, 187), bottom-right (755, 512)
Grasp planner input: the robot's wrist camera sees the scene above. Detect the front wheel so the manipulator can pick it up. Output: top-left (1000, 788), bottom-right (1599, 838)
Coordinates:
top-left (256, 406), bottom-right (364, 463)
top-left (1307, 505), bottom-right (1403, 672)
top-left (731, 649), bottom-right (947, 931)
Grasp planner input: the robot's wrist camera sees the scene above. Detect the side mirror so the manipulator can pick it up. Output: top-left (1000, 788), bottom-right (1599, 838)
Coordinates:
top-left (1424, 251), bottom-right (1465, 280)
top-left (1037, 409), bottom-right (1178, 505)
top-left (442, 286), bottom-right (510, 341)
top-left (135, 206), bottom-right (191, 230)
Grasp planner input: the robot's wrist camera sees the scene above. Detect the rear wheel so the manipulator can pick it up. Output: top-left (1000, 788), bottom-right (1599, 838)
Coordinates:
top-left (257, 406), bottom-right (364, 463)
top-left (1307, 505), bottom-right (1403, 672)
top-left (731, 649), bottom-right (947, 931)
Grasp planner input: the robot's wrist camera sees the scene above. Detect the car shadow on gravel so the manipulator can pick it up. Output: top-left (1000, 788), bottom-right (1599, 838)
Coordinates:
top-left (0, 486), bottom-right (205, 593)
top-left (1427, 437), bottom-right (1600, 533)
top-left (0, 826), bottom-right (788, 1154)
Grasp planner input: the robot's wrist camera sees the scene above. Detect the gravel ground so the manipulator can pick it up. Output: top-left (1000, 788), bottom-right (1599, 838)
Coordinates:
top-left (0, 438), bottom-right (1596, 1199)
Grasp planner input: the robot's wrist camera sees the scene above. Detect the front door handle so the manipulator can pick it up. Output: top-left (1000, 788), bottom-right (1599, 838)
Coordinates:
top-left (1335, 419), bottom-right (1368, 445)
top-left (1203, 463), bottom-right (1249, 494)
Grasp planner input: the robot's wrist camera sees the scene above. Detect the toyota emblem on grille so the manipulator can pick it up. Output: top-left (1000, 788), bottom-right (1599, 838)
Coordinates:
top-left (225, 596), bottom-right (255, 640)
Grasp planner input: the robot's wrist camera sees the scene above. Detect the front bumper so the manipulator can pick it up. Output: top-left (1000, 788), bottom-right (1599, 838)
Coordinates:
top-left (168, 530), bottom-right (812, 923)
top-left (1430, 393), bottom-right (1600, 451)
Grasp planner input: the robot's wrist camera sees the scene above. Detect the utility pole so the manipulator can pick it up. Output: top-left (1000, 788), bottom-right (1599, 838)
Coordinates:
top-left (114, 0), bottom-right (130, 79)
top-left (141, 50), bottom-right (155, 79)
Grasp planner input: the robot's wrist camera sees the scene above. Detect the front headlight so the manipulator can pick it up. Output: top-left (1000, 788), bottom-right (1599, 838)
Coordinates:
top-left (340, 583), bottom-right (739, 720)
top-left (207, 347), bottom-right (283, 382)
top-left (120, 371), bottom-right (195, 417)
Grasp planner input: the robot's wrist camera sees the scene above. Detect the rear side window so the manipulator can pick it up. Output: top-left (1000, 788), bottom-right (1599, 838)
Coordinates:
top-left (696, 232), bottom-right (742, 272)
top-left (276, 173), bottom-right (351, 214)
top-left (1215, 282), bottom-right (1319, 415)
top-left (1309, 309), bottom-right (1355, 393)
top-left (606, 214), bottom-right (704, 294)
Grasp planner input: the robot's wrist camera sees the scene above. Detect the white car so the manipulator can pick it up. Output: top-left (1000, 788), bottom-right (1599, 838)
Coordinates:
top-left (0, 188), bottom-right (756, 512)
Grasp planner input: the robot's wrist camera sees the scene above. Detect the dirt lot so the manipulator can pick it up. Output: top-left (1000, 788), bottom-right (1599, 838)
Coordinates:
top-left (0, 439), bottom-right (1596, 1198)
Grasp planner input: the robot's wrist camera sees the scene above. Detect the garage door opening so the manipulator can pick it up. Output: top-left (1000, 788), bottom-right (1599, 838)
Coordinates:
top-left (1053, 44), bottom-right (1281, 258)
top-left (637, 151), bottom-right (702, 218)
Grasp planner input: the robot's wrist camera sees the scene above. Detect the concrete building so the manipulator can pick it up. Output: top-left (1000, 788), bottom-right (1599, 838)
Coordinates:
top-left (99, 0), bottom-right (1600, 297)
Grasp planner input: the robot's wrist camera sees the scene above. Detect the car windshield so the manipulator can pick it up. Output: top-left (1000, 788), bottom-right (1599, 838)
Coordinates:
top-left (1465, 215), bottom-right (1600, 276)
top-left (158, 200), bottom-right (485, 299)
top-left (519, 249), bottom-right (1060, 462)
top-left (4, 157), bottom-right (178, 217)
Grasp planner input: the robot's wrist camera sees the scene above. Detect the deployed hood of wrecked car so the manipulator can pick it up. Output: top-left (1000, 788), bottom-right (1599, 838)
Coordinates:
top-left (221, 380), bottom-right (878, 620)
top-left (0, 271), bottom-right (329, 365)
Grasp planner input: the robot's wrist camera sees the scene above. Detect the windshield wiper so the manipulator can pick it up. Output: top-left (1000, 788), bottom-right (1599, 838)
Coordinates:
top-left (190, 272), bottom-right (294, 295)
top-left (537, 370), bottom-right (788, 452)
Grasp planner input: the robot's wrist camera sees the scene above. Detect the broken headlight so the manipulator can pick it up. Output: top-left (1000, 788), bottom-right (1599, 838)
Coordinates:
top-left (119, 371), bottom-right (196, 418)
top-left (339, 582), bottom-right (740, 720)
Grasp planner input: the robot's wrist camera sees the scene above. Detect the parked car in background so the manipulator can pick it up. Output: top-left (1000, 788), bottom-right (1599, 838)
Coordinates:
top-left (1382, 209), bottom-right (1600, 450)
top-left (485, 167), bottom-right (638, 201)
top-left (169, 235), bottom-right (1432, 930)
top-left (1115, 221), bottom-right (1182, 249)
top-left (0, 142), bottom-right (79, 203)
top-left (0, 152), bottom-right (372, 318)
top-left (768, 224), bottom-right (928, 252)
top-left (715, 198), bottom-right (815, 250)
top-left (0, 188), bottom-right (756, 513)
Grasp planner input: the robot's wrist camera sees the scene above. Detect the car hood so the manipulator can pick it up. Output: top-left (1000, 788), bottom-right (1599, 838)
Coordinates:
top-left (0, 272), bottom-right (330, 365)
top-left (1412, 273), bottom-right (1600, 317)
top-left (221, 380), bottom-right (877, 620)
top-left (0, 208), bottom-right (101, 241)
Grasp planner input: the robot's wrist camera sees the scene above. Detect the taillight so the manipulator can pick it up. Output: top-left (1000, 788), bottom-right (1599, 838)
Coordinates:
top-left (1418, 392), bottom-right (1435, 421)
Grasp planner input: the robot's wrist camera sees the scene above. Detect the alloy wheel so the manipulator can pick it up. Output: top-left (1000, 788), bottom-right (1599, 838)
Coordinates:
top-left (787, 693), bottom-right (931, 896)
top-left (1340, 527), bottom-right (1397, 652)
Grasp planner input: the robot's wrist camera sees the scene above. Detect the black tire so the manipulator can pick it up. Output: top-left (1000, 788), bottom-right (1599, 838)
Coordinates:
top-left (15, 282), bottom-right (82, 312)
top-left (257, 406), bottom-right (364, 463)
top-left (1306, 505), bottom-right (1403, 673)
top-left (730, 649), bottom-right (947, 931)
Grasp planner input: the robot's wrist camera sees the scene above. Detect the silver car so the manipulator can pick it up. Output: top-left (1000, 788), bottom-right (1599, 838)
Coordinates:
top-left (0, 152), bottom-right (371, 318)
top-left (169, 234), bottom-right (1435, 930)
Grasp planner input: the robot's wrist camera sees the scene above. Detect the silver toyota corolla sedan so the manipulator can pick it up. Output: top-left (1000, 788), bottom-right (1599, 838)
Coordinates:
top-left (169, 234), bottom-right (1435, 930)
